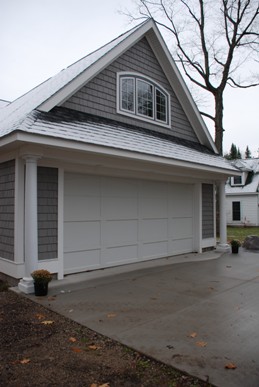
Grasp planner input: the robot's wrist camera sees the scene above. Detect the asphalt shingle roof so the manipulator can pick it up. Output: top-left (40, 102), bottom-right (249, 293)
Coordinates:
top-left (12, 107), bottom-right (236, 172)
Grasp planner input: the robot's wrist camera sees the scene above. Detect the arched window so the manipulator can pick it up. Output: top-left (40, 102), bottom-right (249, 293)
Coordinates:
top-left (117, 73), bottom-right (170, 127)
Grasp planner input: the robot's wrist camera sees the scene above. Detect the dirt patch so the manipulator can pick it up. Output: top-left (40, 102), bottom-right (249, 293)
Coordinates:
top-left (0, 288), bottom-right (212, 386)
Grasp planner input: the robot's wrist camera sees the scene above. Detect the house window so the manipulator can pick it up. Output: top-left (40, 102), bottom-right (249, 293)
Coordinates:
top-left (231, 175), bottom-right (243, 186)
top-left (117, 72), bottom-right (170, 127)
top-left (232, 201), bottom-right (241, 221)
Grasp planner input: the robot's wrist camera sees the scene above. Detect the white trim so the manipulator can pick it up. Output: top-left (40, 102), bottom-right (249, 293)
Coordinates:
top-left (231, 174), bottom-right (244, 186)
top-left (38, 259), bottom-right (59, 274)
top-left (14, 157), bottom-right (24, 264)
top-left (9, 132), bottom-right (237, 177)
top-left (193, 183), bottom-right (202, 252)
top-left (0, 257), bottom-right (25, 279)
top-left (202, 238), bottom-right (215, 249)
top-left (58, 168), bottom-right (64, 279)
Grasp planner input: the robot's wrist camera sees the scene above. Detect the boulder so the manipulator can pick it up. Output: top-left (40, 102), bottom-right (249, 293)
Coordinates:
top-left (243, 235), bottom-right (259, 250)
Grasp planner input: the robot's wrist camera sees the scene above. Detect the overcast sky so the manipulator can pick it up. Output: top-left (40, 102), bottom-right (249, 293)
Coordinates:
top-left (0, 0), bottom-right (258, 157)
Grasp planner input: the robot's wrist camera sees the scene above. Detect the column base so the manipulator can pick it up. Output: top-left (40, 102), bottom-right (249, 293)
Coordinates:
top-left (18, 277), bottom-right (34, 294)
top-left (216, 243), bottom-right (231, 253)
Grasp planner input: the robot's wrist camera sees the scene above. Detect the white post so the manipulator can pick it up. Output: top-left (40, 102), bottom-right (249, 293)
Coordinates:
top-left (216, 180), bottom-right (230, 252)
top-left (18, 156), bottom-right (40, 294)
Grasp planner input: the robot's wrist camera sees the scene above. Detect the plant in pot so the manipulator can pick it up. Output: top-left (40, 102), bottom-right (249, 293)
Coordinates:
top-left (31, 269), bottom-right (52, 296)
top-left (230, 239), bottom-right (241, 254)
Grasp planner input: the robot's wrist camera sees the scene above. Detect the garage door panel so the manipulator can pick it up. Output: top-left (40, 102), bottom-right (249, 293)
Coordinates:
top-left (141, 241), bottom-right (168, 258)
top-left (140, 181), bottom-right (168, 198)
top-left (169, 218), bottom-right (193, 240)
top-left (64, 196), bottom-right (101, 221)
top-left (169, 184), bottom-right (193, 217)
top-left (169, 238), bottom-right (193, 254)
top-left (140, 197), bottom-right (167, 218)
top-left (140, 218), bottom-right (168, 243)
top-left (104, 245), bottom-right (138, 265)
top-left (102, 197), bottom-right (138, 219)
top-left (64, 249), bottom-right (100, 273)
top-left (102, 177), bottom-right (138, 197)
top-left (102, 220), bottom-right (138, 246)
top-left (64, 221), bottom-right (100, 252)
top-left (65, 173), bottom-right (100, 196)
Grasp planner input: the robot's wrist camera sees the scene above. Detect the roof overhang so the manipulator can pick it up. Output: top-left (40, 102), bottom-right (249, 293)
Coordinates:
top-left (0, 131), bottom-right (238, 181)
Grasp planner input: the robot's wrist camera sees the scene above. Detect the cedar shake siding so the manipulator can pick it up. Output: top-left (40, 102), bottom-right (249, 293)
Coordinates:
top-left (37, 167), bottom-right (58, 260)
top-left (202, 183), bottom-right (214, 239)
top-left (62, 37), bottom-right (198, 143)
top-left (0, 160), bottom-right (15, 261)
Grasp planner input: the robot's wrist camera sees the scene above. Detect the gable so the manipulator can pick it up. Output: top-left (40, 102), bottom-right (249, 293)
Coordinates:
top-left (0, 18), bottom-right (218, 153)
top-left (62, 38), bottom-right (198, 144)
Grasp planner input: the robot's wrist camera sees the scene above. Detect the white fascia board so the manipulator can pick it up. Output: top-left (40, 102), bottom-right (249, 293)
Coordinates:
top-left (146, 26), bottom-right (217, 153)
top-left (38, 20), bottom-right (155, 112)
top-left (13, 132), bottom-right (237, 177)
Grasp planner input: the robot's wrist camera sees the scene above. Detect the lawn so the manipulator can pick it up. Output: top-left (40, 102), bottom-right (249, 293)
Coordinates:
top-left (227, 226), bottom-right (259, 243)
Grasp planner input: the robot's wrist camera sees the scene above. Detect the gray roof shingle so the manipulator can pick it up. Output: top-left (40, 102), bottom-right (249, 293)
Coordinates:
top-left (13, 107), bottom-right (237, 172)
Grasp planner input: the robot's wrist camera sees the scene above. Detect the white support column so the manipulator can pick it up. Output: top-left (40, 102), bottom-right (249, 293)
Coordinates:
top-left (216, 180), bottom-right (230, 252)
top-left (18, 155), bottom-right (40, 294)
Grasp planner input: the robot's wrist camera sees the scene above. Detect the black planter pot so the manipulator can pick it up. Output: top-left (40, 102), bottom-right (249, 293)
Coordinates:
top-left (34, 282), bottom-right (49, 296)
top-left (231, 245), bottom-right (239, 254)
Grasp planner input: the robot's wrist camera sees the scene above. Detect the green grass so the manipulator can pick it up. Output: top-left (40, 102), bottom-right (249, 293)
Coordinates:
top-left (227, 226), bottom-right (259, 243)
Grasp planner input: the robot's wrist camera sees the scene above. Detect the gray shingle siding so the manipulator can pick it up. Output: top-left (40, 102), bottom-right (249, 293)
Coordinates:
top-left (62, 37), bottom-right (198, 143)
top-left (202, 184), bottom-right (214, 239)
top-left (37, 167), bottom-right (58, 260)
top-left (0, 160), bottom-right (15, 261)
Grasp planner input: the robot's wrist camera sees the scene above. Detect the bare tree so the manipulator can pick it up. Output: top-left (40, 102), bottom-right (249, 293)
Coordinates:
top-left (127, 0), bottom-right (259, 154)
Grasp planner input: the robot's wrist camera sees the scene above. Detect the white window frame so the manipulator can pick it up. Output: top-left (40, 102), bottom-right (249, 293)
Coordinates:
top-left (231, 174), bottom-right (244, 186)
top-left (117, 72), bottom-right (171, 128)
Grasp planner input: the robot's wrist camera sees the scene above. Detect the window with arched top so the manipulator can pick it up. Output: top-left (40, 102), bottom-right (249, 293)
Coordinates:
top-left (117, 73), bottom-right (171, 127)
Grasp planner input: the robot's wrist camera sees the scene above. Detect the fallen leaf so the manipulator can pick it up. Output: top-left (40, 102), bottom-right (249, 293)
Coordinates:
top-left (88, 345), bottom-right (101, 350)
top-left (225, 362), bottom-right (237, 369)
top-left (99, 384), bottom-right (110, 387)
top-left (107, 313), bottom-right (116, 318)
top-left (196, 341), bottom-right (207, 347)
top-left (71, 347), bottom-right (82, 353)
top-left (20, 359), bottom-right (30, 364)
top-left (69, 337), bottom-right (77, 343)
top-left (35, 313), bottom-right (45, 320)
top-left (90, 384), bottom-right (98, 387)
top-left (188, 332), bottom-right (197, 338)
top-left (41, 320), bottom-right (54, 325)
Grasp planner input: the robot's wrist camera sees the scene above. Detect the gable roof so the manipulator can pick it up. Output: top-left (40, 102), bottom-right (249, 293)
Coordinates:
top-left (0, 18), bottom-right (217, 152)
top-left (226, 158), bottom-right (259, 194)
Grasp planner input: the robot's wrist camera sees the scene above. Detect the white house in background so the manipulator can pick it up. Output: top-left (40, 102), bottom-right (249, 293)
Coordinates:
top-left (0, 19), bottom-right (238, 293)
top-left (226, 159), bottom-right (259, 226)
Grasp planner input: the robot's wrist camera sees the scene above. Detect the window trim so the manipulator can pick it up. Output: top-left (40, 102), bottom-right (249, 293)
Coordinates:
top-left (232, 201), bottom-right (241, 221)
top-left (117, 72), bottom-right (171, 128)
top-left (231, 174), bottom-right (243, 186)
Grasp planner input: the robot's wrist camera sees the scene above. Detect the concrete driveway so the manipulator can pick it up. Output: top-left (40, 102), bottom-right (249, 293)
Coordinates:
top-left (29, 250), bottom-right (259, 387)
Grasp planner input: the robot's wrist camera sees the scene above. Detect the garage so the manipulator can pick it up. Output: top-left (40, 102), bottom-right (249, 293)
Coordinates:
top-left (64, 172), bottom-right (194, 274)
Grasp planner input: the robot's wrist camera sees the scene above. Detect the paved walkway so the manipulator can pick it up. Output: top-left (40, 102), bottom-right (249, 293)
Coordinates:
top-left (25, 249), bottom-right (259, 387)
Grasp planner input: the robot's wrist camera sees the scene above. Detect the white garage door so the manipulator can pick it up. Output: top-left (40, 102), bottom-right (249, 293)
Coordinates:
top-left (64, 173), bottom-right (194, 274)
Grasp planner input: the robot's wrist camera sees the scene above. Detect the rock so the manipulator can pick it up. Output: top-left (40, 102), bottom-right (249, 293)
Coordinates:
top-left (243, 235), bottom-right (259, 250)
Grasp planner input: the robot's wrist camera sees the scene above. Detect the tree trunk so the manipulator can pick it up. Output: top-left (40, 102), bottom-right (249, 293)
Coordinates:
top-left (214, 92), bottom-right (224, 155)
